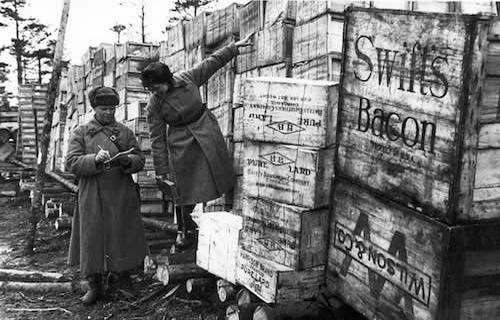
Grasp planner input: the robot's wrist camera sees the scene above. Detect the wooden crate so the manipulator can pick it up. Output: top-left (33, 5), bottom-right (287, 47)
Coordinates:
top-left (209, 103), bottom-right (232, 137)
top-left (127, 101), bottom-right (148, 120)
top-left (236, 43), bottom-right (258, 74)
top-left (481, 77), bottom-right (500, 122)
top-left (162, 50), bottom-right (185, 74)
top-left (243, 77), bottom-right (338, 148)
top-left (295, 0), bottom-right (368, 25)
top-left (486, 41), bottom-right (500, 76)
top-left (206, 3), bottom-right (240, 48)
top-left (292, 13), bottom-right (343, 64)
top-left (196, 211), bottom-right (243, 283)
top-left (116, 57), bottom-right (146, 77)
top-left (118, 88), bottom-right (149, 107)
top-left (233, 69), bottom-right (259, 106)
top-left (116, 42), bottom-right (156, 61)
top-left (140, 201), bottom-right (164, 216)
top-left (292, 53), bottom-right (342, 82)
top-left (264, 0), bottom-right (296, 27)
top-left (125, 117), bottom-right (148, 136)
top-left (240, 196), bottom-right (328, 270)
top-left (258, 62), bottom-right (290, 78)
top-left (115, 73), bottom-right (143, 91)
top-left (328, 178), bottom-right (500, 320)
top-left (242, 141), bottom-right (334, 209)
top-left (207, 64), bottom-right (234, 109)
top-left (239, 0), bottom-right (264, 38)
top-left (184, 12), bottom-right (207, 50)
top-left (256, 23), bottom-right (293, 67)
top-left (185, 45), bottom-right (205, 69)
top-left (165, 22), bottom-right (185, 55)
top-left (236, 249), bottom-right (324, 304)
top-left (337, 8), bottom-right (496, 223)
top-left (139, 186), bottom-right (163, 201)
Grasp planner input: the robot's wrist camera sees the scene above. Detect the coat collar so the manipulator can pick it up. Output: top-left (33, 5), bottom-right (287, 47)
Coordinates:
top-left (87, 117), bottom-right (120, 136)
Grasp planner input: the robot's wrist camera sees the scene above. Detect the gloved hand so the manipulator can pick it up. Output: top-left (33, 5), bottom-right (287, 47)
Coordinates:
top-left (110, 155), bottom-right (132, 169)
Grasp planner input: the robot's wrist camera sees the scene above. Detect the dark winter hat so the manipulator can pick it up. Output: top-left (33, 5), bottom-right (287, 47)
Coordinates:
top-left (141, 62), bottom-right (174, 89)
top-left (88, 86), bottom-right (120, 108)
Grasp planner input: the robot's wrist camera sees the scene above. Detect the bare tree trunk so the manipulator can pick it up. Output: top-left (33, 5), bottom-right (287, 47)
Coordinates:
top-left (14, 2), bottom-right (23, 85)
top-left (141, 1), bottom-right (146, 42)
top-left (27, 0), bottom-right (71, 254)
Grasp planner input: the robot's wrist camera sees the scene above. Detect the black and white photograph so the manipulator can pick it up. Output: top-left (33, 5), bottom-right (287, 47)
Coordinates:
top-left (0, 0), bottom-right (499, 319)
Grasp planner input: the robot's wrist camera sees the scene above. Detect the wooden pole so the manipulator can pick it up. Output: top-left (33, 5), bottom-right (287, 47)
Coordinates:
top-left (27, 0), bottom-right (71, 254)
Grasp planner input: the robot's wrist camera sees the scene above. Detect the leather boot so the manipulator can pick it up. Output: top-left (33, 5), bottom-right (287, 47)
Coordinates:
top-left (81, 274), bottom-right (101, 305)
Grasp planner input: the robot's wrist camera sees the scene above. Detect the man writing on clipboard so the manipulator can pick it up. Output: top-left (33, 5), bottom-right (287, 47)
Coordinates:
top-left (66, 86), bottom-right (148, 305)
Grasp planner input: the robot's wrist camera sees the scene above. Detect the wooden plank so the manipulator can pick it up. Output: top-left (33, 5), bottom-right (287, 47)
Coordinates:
top-left (336, 8), bottom-right (490, 223)
top-left (256, 23), bottom-right (293, 67)
top-left (327, 178), bottom-right (500, 320)
top-left (207, 64), bottom-right (234, 109)
top-left (412, 1), bottom-right (452, 13)
top-left (242, 141), bottom-right (334, 209)
top-left (243, 77), bottom-right (338, 147)
top-left (139, 186), bottom-right (163, 201)
top-left (162, 50), bottom-right (185, 74)
top-left (292, 13), bottom-right (344, 64)
top-left (140, 201), bottom-right (164, 216)
top-left (232, 106), bottom-right (244, 142)
top-left (115, 73), bottom-right (143, 91)
top-left (196, 211), bottom-right (242, 284)
top-left (233, 141), bottom-right (244, 175)
top-left (232, 175), bottom-right (244, 214)
top-left (236, 249), bottom-right (324, 304)
top-left (240, 196), bottom-right (328, 270)
top-left (292, 53), bottom-right (342, 82)
top-left (486, 41), bottom-right (500, 76)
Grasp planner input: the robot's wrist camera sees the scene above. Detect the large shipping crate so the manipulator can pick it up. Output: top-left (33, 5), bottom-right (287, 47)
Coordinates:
top-left (184, 12), bottom-right (207, 50)
top-left (264, 0), bottom-right (296, 27)
top-left (328, 178), bottom-right (500, 320)
top-left (165, 22), bottom-right (184, 55)
top-left (240, 196), bottom-right (328, 270)
top-left (239, 0), bottom-right (264, 38)
top-left (336, 8), bottom-right (497, 223)
top-left (196, 211), bottom-right (242, 284)
top-left (292, 53), bottom-right (342, 82)
top-left (256, 23), bottom-right (293, 67)
top-left (243, 141), bottom-right (334, 209)
top-left (243, 77), bottom-right (338, 148)
top-left (236, 249), bottom-right (324, 304)
top-left (293, 13), bottom-right (344, 64)
top-left (206, 3), bottom-right (240, 48)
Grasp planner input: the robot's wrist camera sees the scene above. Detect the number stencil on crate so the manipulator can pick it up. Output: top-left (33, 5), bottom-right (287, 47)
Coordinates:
top-left (243, 77), bottom-right (338, 148)
top-left (328, 179), bottom-right (500, 320)
top-left (337, 8), bottom-right (493, 223)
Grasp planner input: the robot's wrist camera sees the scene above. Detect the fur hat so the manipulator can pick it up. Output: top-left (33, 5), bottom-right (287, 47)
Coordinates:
top-left (88, 86), bottom-right (119, 108)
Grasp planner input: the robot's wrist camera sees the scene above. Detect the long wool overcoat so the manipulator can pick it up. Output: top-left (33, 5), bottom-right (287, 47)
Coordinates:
top-left (66, 118), bottom-right (148, 276)
top-left (147, 44), bottom-right (238, 205)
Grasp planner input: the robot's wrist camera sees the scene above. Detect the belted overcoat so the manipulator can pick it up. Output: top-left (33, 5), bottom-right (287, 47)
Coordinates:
top-left (147, 44), bottom-right (238, 205)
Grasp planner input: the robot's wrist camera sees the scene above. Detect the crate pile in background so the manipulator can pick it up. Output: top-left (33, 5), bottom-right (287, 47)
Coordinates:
top-left (47, 65), bottom-right (68, 172)
top-left (327, 8), bottom-right (500, 320)
top-left (17, 84), bottom-right (48, 165)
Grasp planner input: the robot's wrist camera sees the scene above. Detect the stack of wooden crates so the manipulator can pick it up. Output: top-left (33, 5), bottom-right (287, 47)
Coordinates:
top-left (236, 76), bottom-right (338, 303)
top-left (17, 84), bottom-right (47, 165)
top-left (327, 8), bottom-right (500, 320)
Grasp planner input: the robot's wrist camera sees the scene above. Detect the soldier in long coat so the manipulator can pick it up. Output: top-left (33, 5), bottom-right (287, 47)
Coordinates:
top-left (141, 35), bottom-right (252, 247)
top-left (66, 87), bottom-right (148, 305)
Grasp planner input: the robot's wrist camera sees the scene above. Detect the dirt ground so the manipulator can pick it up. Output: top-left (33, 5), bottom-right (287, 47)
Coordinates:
top-left (0, 181), bottom-right (230, 320)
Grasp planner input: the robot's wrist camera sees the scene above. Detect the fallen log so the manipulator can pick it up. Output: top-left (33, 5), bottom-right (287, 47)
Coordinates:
top-left (217, 279), bottom-right (236, 303)
top-left (186, 277), bottom-right (215, 297)
top-left (0, 281), bottom-right (75, 293)
top-left (236, 288), bottom-right (256, 306)
top-left (142, 217), bottom-right (177, 233)
top-left (0, 269), bottom-right (65, 282)
top-left (156, 263), bottom-right (209, 286)
top-left (54, 216), bottom-right (71, 230)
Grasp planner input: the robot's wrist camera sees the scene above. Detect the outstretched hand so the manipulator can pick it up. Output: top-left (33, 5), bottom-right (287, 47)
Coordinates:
top-left (235, 33), bottom-right (254, 48)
